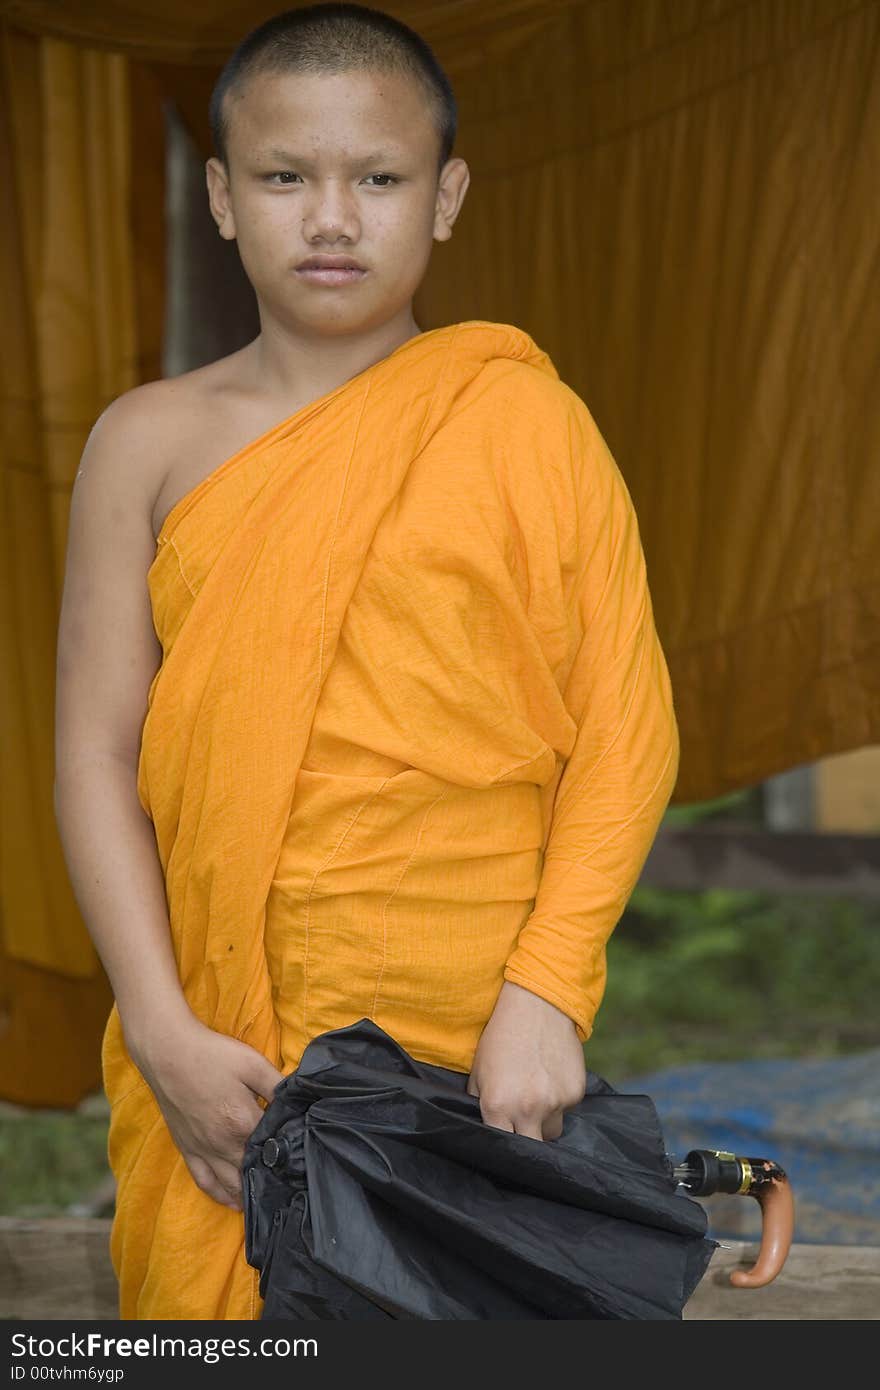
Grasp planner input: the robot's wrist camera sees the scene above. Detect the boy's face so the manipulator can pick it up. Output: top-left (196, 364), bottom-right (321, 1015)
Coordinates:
top-left (207, 67), bottom-right (469, 338)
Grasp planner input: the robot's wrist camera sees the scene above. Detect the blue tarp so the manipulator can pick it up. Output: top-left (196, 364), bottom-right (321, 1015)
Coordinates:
top-left (620, 1049), bottom-right (880, 1245)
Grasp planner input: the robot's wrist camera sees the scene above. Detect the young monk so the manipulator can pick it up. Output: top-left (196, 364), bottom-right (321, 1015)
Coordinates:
top-left (54, 3), bottom-right (680, 1320)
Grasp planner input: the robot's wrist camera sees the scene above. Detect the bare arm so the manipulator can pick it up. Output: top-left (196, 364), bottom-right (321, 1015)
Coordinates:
top-left (54, 386), bottom-right (283, 1210)
top-left (53, 385), bottom-right (194, 1063)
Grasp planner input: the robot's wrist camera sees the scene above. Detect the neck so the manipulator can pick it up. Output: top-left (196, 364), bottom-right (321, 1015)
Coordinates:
top-left (245, 308), bottom-right (424, 402)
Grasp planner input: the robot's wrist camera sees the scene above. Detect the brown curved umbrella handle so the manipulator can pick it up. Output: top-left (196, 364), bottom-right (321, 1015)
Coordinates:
top-left (728, 1166), bottom-right (795, 1288)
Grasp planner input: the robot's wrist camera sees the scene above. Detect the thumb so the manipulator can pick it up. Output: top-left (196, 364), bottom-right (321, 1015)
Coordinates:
top-left (243, 1051), bottom-right (286, 1102)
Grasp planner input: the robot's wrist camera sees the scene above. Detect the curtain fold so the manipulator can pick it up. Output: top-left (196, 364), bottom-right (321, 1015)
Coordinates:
top-left (1, 0), bottom-right (876, 1105)
top-left (0, 0), bottom-right (570, 63)
top-left (0, 21), bottom-right (165, 1105)
top-left (411, 0), bottom-right (880, 800)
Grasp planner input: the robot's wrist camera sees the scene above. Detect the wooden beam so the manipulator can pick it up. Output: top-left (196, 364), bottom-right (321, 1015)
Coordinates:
top-left (1, 1217), bottom-right (118, 1320)
top-left (1, 1218), bottom-right (878, 1320)
top-left (641, 826), bottom-right (880, 898)
top-left (684, 1240), bottom-right (880, 1320)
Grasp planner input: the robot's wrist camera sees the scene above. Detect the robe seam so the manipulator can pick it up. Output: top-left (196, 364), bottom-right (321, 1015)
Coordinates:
top-left (371, 787), bottom-right (450, 1019)
top-left (538, 852), bottom-right (625, 888)
top-left (315, 379), bottom-right (373, 689)
top-left (302, 776), bottom-right (397, 1037)
top-left (166, 534), bottom-right (198, 596)
top-left (490, 745), bottom-right (555, 783)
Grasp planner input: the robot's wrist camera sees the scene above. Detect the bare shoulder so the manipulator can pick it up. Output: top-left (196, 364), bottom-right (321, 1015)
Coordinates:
top-left (81, 350), bottom-right (246, 533)
top-left (83, 365), bottom-right (213, 483)
top-left (78, 377), bottom-right (182, 517)
top-left (66, 372), bottom-right (207, 600)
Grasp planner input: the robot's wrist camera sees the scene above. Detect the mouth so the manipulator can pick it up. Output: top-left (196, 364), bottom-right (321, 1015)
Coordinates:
top-left (295, 267), bottom-right (368, 286)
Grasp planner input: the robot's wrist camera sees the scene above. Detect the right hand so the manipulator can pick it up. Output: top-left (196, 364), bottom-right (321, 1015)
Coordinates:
top-left (129, 1013), bottom-right (286, 1211)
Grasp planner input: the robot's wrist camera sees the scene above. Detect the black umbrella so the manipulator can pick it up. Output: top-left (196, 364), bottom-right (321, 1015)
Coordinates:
top-left (242, 1017), bottom-right (720, 1319)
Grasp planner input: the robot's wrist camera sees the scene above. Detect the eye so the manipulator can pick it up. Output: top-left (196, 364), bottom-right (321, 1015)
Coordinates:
top-left (263, 172), bottom-right (400, 187)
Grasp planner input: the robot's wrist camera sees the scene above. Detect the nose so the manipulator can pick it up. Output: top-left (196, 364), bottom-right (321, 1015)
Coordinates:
top-left (300, 178), bottom-right (360, 244)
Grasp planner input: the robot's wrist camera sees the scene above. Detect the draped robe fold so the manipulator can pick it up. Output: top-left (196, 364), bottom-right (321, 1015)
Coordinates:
top-left (101, 320), bottom-right (680, 1319)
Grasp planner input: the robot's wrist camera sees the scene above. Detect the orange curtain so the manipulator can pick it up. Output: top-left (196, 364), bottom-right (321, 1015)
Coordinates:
top-left (407, 0), bottom-right (880, 801)
top-left (1, 0), bottom-right (877, 1104)
top-left (0, 21), bottom-right (165, 1104)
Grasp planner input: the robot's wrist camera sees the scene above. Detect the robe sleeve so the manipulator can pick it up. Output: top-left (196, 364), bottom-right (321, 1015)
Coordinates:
top-left (502, 390), bottom-right (680, 1045)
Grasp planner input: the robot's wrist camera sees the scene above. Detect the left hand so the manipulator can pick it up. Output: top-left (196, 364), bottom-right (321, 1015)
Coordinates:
top-left (466, 980), bottom-right (587, 1140)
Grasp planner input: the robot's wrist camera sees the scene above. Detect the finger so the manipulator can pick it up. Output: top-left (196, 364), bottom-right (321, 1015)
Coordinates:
top-left (466, 1078), bottom-right (480, 1098)
top-left (212, 1155), bottom-right (247, 1201)
top-left (185, 1155), bottom-right (240, 1210)
top-left (245, 1054), bottom-right (286, 1101)
top-left (479, 1104), bottom-right (515, 1133)
top-left (189, 1145), bottom-right (244, 1208)
top-left (513, 1117), bottom-right (544, 1141)
top-left (541, 1111), bottom-right (564, 1141)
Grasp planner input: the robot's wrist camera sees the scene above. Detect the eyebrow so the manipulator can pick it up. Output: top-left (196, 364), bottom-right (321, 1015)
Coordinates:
top-left (258, 147), bottom-right (404, 166)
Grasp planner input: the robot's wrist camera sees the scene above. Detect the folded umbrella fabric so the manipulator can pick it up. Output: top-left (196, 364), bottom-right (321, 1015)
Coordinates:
top-left (242, 1017), bottom-right (718, 1320)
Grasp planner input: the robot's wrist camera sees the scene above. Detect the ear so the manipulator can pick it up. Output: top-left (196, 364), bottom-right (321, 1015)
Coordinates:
top-left (433, 157), bottom-right (471, 244)
top-left (206, 157), bottom-right (237, 240)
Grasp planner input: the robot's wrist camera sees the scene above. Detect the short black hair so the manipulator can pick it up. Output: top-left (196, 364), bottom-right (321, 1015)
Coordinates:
top-left (209, 3), bottom-right (457, 180)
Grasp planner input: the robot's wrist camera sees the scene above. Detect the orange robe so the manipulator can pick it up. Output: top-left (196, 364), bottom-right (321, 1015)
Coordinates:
top-left (101, 320), bottom-right (679, 1319)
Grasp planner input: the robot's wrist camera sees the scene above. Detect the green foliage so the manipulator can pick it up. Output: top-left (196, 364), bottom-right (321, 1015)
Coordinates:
top-left (586, 887), bottom-right (880, 1078)
top-left (0, 1108), bottom-right (109, 1217)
